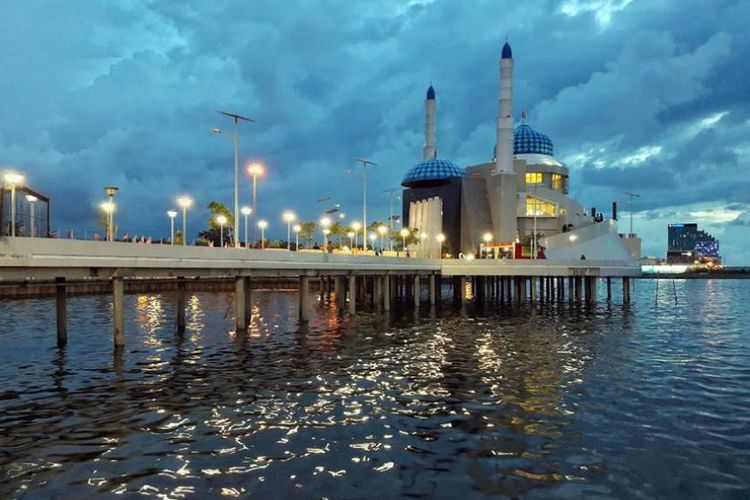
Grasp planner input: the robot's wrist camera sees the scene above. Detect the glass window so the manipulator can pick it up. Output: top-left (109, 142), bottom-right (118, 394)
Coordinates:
top-left (526, 197), bottom-right (556, 217)
top-left (552, 174), bottom-right (563, 190)
top-left (525, 172), bottom-right (542, 185)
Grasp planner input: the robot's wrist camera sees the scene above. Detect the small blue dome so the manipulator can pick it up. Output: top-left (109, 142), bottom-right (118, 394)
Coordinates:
top-left (402, 158), bottom-right (464, 187)
top-left (501, 42), bottom-right (512, 59)
top-left (426, 85), bottom-right (435, 100)
top-left (514, 124), bottom-right (553, 156)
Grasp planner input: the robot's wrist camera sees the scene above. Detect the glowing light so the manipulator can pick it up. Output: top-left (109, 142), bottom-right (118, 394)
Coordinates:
top-left (320, 216), bottom-right (331, 228)
top-left (400, 228), bottom-right (409, 237)
top-left (292, 224), bottom-right (301, 233)
top-left (177, 196), bottom-right (193, 209)
top-left (436, 233), bottom-right (446, 243)
top-left (247, 162), bottom-right (264, 177)
top-left (347, 231), bottom-right (355, 238)
top-left (3, 172), bottom-right (24, 185)
top-left (167, 210), bottom-right (178, 218)
top-left (240, 206), bottom-right (252, 216)
top-left (258, 219), bottom-right (268, 229)
top-left (216, 215), bottom-right (227, 225)
top-left (25, 194), bottom-right (38, 203)
top-left (377, 224), bottom-right (387, 235)
top-left (100, 200), bottom-right (115, 213)
top-left (282, 211), bottom-right (296, 223)
top-left (569, 234), bottom-right (577, 242)
top-left (482, 232), bottom-right (493, 243)
top-left (351, 221), bottom-right (361, 231)
top-left (368, 232), bottom-right (377, 241)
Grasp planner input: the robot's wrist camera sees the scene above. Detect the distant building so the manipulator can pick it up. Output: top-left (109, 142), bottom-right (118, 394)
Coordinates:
top-left (0, 185), bottom-right (50, 238)
top-left (667, 223), bottom-right (720, 264)
top-left (401, 42), bottom-right (635, 262)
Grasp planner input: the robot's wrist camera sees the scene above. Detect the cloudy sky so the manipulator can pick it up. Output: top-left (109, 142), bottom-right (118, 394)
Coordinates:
top-left (2, 0), bottom-right (748, 262)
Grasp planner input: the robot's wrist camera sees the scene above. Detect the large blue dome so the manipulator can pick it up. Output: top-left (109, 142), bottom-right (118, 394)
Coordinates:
top-left (514, 124), bottom-right (554, 156)
top-left (402, 158), bottom-right (464, 187)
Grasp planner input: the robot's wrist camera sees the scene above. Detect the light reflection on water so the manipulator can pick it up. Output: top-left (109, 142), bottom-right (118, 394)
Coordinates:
top-left (0, 280), bottom-right (749, 498)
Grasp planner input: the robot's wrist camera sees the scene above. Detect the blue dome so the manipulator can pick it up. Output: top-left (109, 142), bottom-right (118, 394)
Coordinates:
top-left (514, 124), bottom-right (554, 156)
top-left (402, 158), bottom-right (464, 187)
top-left (502, 41), bottom-right (512, 59)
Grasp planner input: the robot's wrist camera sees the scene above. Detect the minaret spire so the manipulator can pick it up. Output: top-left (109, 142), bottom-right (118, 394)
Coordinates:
top-left (423, 84), bottom-right (437, 160)
top-left (495, 40), bottom-right (514, 173)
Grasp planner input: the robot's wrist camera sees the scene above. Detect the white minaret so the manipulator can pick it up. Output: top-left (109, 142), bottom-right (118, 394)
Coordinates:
top-left (423, 85), bottom-right (437, 160)
top-left (495, 42), bottom-right (513, 173)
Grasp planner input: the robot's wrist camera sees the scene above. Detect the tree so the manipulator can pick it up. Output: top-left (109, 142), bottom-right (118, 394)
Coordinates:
top-left (298, 221), bottom-right (317, 246)
top-left (174, 230), bottom-right (184, 246)
top-left (200, 201), bottom-right (233, 247)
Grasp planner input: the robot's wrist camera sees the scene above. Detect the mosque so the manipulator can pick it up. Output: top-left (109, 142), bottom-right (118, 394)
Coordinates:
top-left (401, 41), bottom-right (638, 262)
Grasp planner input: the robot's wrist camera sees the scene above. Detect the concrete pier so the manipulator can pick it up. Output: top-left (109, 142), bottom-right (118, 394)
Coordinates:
top-left (348, 274), bottom-right (357, 314)
top-left (55, 277), bottom-right (67, 346)
top-left (299, 276), bottom-right (310, 320)
top-left (177, 277), bottom-right (186, 333)
top-left (112, 276), bottom-right (125, 348)
top-left (413, 275), bottom-right (420, 307)
top-left (383, 275), bottom-right (391, 311)
top-left (235, 276), bottom-right (247, 332)
top-left (429, 274), bottom-right (436, 305)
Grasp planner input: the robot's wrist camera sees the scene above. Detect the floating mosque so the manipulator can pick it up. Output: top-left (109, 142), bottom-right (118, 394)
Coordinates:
top-left (401, 41), bottom-right (639, 261)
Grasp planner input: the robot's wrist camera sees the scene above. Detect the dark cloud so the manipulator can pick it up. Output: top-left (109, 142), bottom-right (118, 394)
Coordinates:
top-left (1, 0), bottom-right (748, 260)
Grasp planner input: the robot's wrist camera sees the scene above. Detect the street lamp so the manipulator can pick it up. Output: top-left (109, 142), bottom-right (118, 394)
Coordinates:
top-left (104, 186), bottom-right (119, 242)
top-left (216, 214), bottom-right (228, 246)
top-left (167, 210), bottom-right (178, 245)
top-left (350, 221), bottom-right (362, 250)
top-left (483, 232), bottom-right (493, 244)
top-left (258, 219), bottom-right (268, 249)
top-left (293, 223), bottom-right (301, 250)
top-left (247, 162), bottom-right (264, 240)
top-left (25, 194), bottom-right (37, 237)
top-left (436, 233), bottom-right (446, 259)
top-left (347, 231), bottom-right (355, 250)
top-left (240, 206), bottom-right (252, 247)
top-left (368, 232), bottom-right (377, 251)
top-left (419, 231), bottom-right (428, 257)
top-left (282, 210), bottom-right (296, 250)
top-left (100, 201), bottom-right (115, 242)
top-left (320, 216), bottom-right (331, 250)
top-left (213, 110), bottom-right (254, 248)
top-left (377, 224), bottom-right (387, 252)
top-left (177, 196), bottom-right (193, 246)
top-left (400, 228), bottom-right (410, 253)
top-left (354, 158), bottom-right (376, 235)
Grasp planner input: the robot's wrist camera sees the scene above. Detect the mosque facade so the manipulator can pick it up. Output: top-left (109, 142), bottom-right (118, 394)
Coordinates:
top-left (401, 42), bottom-right (636, 262)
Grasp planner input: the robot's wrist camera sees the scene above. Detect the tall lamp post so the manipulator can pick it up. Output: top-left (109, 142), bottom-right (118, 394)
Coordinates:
top-left (177, 196), bottom-right (192, 246)
top-left (347, 231), bottom-right (355, 250)
top-left (383, 187), bottom-right (399, 250)
top-left (104, 186), bottom-right (119, 242)
top-left (436, 233), bottom-right (446, 259)
top-left (355, 158), bottom-right (376, 235)
top-left (377, 224), bottom-right (387, 252)
top-left (216, 214), bottom-right (227, 246)
top-left (240, 206), bottom-right (252, 247)
top-left (400, 228), bottom-right (410, 254)
top-left (320, 216), bottom-right (331, 250)
top-left (3, 172), bottom-right (24, 237)
top-left (282, 211), bottom-right (296, 250)
top-left (419, 232), bottom-right (428, 258)
top-left (25, 194), bottom-right (37, 237)
top-left (247, 162), bottom-right (264, 241)
top-left (213, 110), bottom-right (254, 248)
top-left (368, 232), bottom-right (377, 252)
top-left (258, 219), bottom-right (268, 249)
top-left (100, 201), bottom-right (115, 242)
top-left (351, 221), bottom-right (361, 251)
top-left (167, 210), bottom-right (178, 245)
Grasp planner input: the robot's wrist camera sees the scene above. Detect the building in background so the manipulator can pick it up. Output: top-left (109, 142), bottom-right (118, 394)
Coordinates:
top-left (0, 184), bottom-right (50, 238)
top-left (401, 42), bottom-right (635, 262)
top-left (667, 223), bottom-right (721, 265)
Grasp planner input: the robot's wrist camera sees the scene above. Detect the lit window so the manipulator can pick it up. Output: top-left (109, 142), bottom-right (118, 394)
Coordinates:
top-left (525, 172), bottom-right (542, 185)
top-left (552, 174), bottom-right (563, 190)
top-left (526, 197), bottom-right (556, 217)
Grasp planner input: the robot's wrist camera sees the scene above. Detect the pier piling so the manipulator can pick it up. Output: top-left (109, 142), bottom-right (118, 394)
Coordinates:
top-left (55, 277), bottom-right (67, 346)
top-left (235, 276), bottom-right (247, 332)
top-left (112, 276), bottom-right (125, 348)
top-left (348, 274), bottom-right (357, 314)
top-left (298, 276), bottom-right (310, 321)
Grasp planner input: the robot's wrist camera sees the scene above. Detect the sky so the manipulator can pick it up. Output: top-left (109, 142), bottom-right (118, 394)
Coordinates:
top-left (1, 0), bottom-right (748, 263)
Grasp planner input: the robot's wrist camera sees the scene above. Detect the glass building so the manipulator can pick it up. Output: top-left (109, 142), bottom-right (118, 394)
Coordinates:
top-left (667, 223), bottom-right (720, 264)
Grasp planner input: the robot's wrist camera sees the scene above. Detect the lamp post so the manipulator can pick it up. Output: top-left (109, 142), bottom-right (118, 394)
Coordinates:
top-left (293, 224), bottom-right (301, 250)
top-left (282, 211), bottom-right (296, 250)
top-left (368, 232), bottom-right (377, 251)
top-left (247, 162), bottom-right (264, 241)
top-left (167, 210), bottom-right (178, 245)
top-left (383, 187), bottom-right (399, 250)
top-left (436, 233), bottom-right (446, 259)
top-left (104, 186), bottom-right (119, 242)
top-left (216, 214), bottom-right (227, 246)
top-left (482, 232), bottom-right (493, 259)
top-left (625, 191), bottom-right (640, 235)
top-left (3, 172), bottom-right (24, 237)
top-left (100, 201), bottom-right (115, 242)
top-left (400, 228), bottom-right (410, 254)
top-left (240, 206), bottom-right (252, 247)
top-left (258, 219), bottom-right (268, 249)
top-left (320, 216), bottom-right (331, 250)
top-left (213, 110), bottom-right (254, 248)
top-left (25, 194), bottom-right (37, 237)
top-left (351, 221), bottom-right (361, 251)
top-left (355, 158), bottom-right (376, 235)
top-left (377, 224), bottom-right (387, 252)
top-left (177, 196), bottom-right (193, 246)
top-left (347, 231), bottom-right (355, 250)
top-left (419, 232), bottom-right (427, 258)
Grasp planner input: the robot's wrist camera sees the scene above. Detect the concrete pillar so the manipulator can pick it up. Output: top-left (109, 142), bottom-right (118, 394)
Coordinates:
top-left (574, 276), bottom-right (582, 302)
top-left (373, 275), bottom-right (383, 310)
top-left (235, 276), bottom-right (247, 332)
top-left (568, 277), bottom-right (574, 303)
top-left (458, 276), bottom-right (466, 304)
top-left (514, 277), bottom-right (522, 304)
top-left (335, 276), bottom-right (346, 311)
top-left (623, 277), bottom-right (631, 303)
top-left (413, 275), bottom-right (420, 307)
top-left (176, 277), bottom-right (186, 333)
top-left (590, 277), bottom-right (598, 304)
top-left (607, 277), bottom-right (612, 300)
top-left (113, 276), bottom-right (125, 348)
top-left (383, 275), bottom-right (391, 311)
top-left (530, 277), bottom-right (537, 304)
top-left (319, 276), bottom-right (326, 302)
top-left (429, 274), bottom-right (436, 305)
top-left (244, 277), bottom-right (252, 319)
top-left (55, 277), bottom-right (67, 346)
top-left (299, 276), bottom-right (310, 321)
top-left (584, 277), bottom-right (592, 303)
top-left (348, 274), bottom-right (357, 314)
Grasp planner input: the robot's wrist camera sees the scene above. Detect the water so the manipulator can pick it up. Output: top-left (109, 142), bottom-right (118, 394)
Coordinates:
top-left (0, 279), bottom-right (749, 498)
